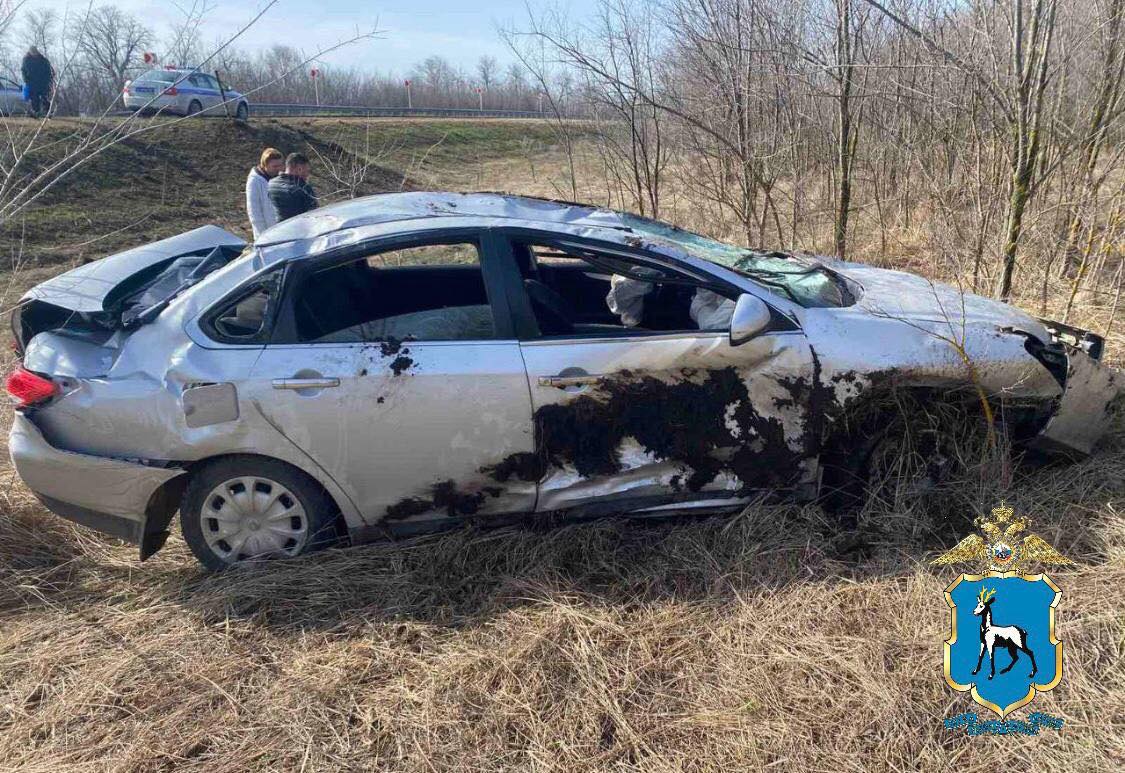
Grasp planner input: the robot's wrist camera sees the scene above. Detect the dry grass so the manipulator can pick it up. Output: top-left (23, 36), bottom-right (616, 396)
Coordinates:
top-left (0, 120), bottom-right (1124, 771)
top-left (1, 412), bottom-right (1123, 771)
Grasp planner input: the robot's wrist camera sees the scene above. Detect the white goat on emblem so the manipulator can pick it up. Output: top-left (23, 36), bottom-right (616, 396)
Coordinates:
top-left (971, 587), bottom-right (1038, 680)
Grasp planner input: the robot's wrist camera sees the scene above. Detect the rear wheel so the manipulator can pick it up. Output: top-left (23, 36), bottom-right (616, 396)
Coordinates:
top-left (235, 101), bottom-right (249, 120)
top-left (186, 99), bottom-right (202, 116)
top-left (181, 457), bottom-right (339, 570)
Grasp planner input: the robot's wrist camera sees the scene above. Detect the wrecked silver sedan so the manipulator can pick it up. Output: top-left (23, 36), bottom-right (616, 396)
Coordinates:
top-left (7, 193), bottom-right (1119, 569)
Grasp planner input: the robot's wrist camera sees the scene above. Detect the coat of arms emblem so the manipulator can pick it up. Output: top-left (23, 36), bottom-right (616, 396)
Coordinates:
top-left (933, 503), bottom-right (1072, 719)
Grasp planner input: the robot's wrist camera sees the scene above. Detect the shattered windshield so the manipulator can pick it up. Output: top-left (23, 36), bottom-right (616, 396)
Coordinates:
top-left (619, 214), bottom-right (853, 308)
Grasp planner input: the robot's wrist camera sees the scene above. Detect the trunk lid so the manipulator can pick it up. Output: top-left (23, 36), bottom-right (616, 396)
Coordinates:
top-left (22, 225), bottom-right (244, 313)
top-left (14, 225), bottom-right (245, 352)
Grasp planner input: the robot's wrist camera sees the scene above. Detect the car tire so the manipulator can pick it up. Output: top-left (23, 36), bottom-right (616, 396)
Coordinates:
top-left (820, 395), bottom-right (1004, 521)
top-left (186, 99), bottom-right (202, 116)
top-left (236, 102), bottom-right (249, 120)
top-left (180, 456), bottom-right (340, 571)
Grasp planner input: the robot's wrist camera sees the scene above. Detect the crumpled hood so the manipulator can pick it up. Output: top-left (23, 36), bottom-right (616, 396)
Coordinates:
top-left (830, 260), bottom-right (1052, 343)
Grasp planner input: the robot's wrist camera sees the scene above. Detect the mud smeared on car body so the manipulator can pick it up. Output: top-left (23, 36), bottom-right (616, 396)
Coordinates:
top-left (387, 360), bottom-right (870, 520)
top-left (385, 479), bottom-right (488, 520)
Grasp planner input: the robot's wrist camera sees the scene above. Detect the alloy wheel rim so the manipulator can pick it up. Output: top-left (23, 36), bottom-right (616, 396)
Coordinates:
top-left (200, 476), bottom-right (308, 563)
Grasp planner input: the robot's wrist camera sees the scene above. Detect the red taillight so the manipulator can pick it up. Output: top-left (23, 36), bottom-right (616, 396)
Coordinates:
top-left (163, 87), bottom-right (178, 96)
top-left (5, 367), bottom-right (58, 407)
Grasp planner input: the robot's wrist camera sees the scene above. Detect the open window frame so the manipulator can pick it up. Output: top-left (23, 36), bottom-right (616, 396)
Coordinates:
top-left (495, 228), bottom-right (798, 341)
top-left (265, 227), bottom-right (520, 346)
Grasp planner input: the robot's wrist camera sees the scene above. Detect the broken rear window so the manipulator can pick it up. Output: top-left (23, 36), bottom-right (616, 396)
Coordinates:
top-left (618, 214), bottom-right (853, 308)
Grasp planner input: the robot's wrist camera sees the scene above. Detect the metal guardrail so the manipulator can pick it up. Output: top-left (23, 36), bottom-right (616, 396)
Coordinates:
top-left (250, 104), bottom-right (548, 119)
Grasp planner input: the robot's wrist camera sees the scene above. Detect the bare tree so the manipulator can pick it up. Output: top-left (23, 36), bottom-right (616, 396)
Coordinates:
top-left (1058, 0), bottom-right (1125, 276)
top-left (477, 55), bottom-right (498, 90)
top-left (165, 0), bottom-right (214, 67)
top-left (501, 22), bottom-right (582, 199)
top-left (21, 8), bottom-right (57, 57)
top-left (75, 6), bottom-right (151, 86)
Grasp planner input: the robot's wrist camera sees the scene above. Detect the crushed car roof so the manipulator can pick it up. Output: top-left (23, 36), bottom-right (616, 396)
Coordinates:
top-left (255, 192), bottom-right (632, 246)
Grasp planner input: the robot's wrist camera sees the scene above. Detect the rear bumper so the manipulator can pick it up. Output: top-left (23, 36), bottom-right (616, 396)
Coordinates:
top-left (8, 412), bottom-right (186, 544)
top-left (123, 94), bottom-right (184, 115)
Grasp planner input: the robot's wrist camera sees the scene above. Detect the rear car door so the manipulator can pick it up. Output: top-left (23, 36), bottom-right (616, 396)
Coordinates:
top-left (238, 229), bottom-right (537, 530)
top-left (499, 231), bottom-right (819, 514)
top-left (187, 73), bottom-right (219, 111)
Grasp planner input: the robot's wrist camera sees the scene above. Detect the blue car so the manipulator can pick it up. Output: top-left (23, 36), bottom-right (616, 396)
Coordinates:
top-left (0, 76), bottom-right (28, 115)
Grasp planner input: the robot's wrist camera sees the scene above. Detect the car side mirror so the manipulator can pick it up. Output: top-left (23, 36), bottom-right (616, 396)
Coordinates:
top-left (729, 294), bottom-right (772, 346)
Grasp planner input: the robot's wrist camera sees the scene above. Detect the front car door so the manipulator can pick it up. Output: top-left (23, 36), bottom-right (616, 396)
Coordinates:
top-left (187, 73), bottom-right (219, 112)
top-left (493, 230), bottom-right (819, 515)
top-left (239, 229), bottom-right (537, 533)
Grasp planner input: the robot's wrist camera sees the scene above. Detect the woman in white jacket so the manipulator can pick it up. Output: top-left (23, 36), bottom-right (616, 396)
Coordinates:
top-left (246, 148), bottom-right (284, 238)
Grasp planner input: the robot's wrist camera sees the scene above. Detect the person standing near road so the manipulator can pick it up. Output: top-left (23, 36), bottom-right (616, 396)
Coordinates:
top-left (21, 46), bottom-right (54, 118)
top-left (268, 152), bottom-right (319, 222)
top-left (246, 147), bottom-right (284, 238)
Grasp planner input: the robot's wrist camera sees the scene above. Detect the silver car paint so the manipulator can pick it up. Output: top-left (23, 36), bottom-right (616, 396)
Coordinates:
top-left (1031, 349), bottom-right (1119, 455)
top-left (25, 225), bottom-right (246, 313)
top-left (245, 339), bottom-right (538, 522)
top-left (10, 193), bottom-right (1120, 560)
top-left (9, 412), bottom-right (186, 534)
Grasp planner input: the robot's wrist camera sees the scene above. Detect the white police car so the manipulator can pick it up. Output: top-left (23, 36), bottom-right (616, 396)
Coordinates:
top-left (123, 68), bottom-right (249, 119)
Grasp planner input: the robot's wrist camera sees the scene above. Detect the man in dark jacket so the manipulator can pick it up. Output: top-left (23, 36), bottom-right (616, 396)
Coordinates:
top-left (20, 46), bottom-right (53, 118)
top-left (268, 153), bottom-right (319, 221)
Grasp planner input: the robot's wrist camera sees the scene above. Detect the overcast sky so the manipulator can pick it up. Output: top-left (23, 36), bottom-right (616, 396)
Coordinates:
top-left (23, 0), bottom-right (598, 74)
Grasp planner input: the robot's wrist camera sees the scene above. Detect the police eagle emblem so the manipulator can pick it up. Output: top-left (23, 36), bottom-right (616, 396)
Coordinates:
top-left (932, 502), bottom-right (1074, 574)
top-left (933, 503), bottom-right (1072, 718)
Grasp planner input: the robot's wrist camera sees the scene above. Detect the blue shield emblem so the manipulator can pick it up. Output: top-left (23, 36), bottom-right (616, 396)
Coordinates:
top-left (944, 573), bottom-right (1063, 718)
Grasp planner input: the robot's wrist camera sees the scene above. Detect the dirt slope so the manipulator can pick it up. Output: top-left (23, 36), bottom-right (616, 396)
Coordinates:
top-left (0, 117), bottom-right (567, 270)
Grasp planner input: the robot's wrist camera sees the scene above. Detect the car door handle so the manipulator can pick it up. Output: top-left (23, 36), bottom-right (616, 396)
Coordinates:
top-left (538, 374), bottom-right (603, 388)
top-left (272, 377), bottom-right (340, 390)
